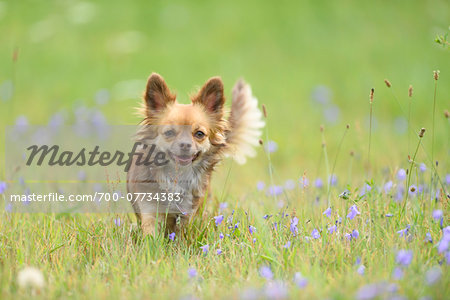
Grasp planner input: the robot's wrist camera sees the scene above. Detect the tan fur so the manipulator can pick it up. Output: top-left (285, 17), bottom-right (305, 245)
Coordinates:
top-left (128, 73), bottom-right (264, 236)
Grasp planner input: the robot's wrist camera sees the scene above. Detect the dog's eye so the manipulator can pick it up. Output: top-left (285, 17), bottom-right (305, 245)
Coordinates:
top-left (194, 131), bottom-right (205, 139)
top-left (164, 129), bottom-right (176, 137)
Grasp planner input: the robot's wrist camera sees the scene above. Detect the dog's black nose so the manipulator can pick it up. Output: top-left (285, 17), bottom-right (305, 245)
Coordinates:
top-left (179, 142), bottom-right (192, 150)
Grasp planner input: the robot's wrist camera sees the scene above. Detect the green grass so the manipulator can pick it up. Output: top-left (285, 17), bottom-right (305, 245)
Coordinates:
top-left (0, 0), bottom-right (449, 299)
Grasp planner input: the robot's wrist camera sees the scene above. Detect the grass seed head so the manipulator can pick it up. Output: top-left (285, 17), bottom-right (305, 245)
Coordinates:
top-left (369, 88), bottom-right (374, 103)
top-left (444, 110), bottom-right (449, 119)
top-left (419, 128), bottom-right (426, 138)
top-left (433, 70), bottom-right (440, 80)
top-left (262, 104), bottom-right (267, 118)
top-left (408, 85), bottom-right (413, 98)
top-left (384, 79), bottom-right (391, 87)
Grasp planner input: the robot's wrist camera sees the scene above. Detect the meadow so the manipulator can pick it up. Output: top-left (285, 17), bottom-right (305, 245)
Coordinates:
top-left (0, 0), bottom-right (449, 299)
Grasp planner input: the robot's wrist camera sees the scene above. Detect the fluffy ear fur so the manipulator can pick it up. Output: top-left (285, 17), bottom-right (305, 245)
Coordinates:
top-left (192, 77), bottom-right (225, 117)
top-left (144, 73), bottom-right (176, 115)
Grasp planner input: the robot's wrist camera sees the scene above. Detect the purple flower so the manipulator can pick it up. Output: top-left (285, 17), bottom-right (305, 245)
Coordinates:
top-left (264, 140), bottom-right (278, 153)
top-left (384, 181), bottom-right (393, 194)
top-left (392, 267), bottom-right (404, 280)
top-left (264, 280), bottom-right (287, 299)
top-left (216, 249), bottom-right (222, 255)
top-left (311, 229), bottom-right (320, 239)
top-left (234, 222), bottom-right (240, 229)
top-left (214, 215), bottom-right (224, 226)
top-left (347, 205), bottom-right (360, 220)
top-left (253, 238), bottom-right (256, 243)
top-left (445, 174), bottom-right (450, 185)
top-left (283, 241), bottom-right (291, 249)
top-left (397, 227), bottom-right (409, 238)
top-left (329, 174), bottom-right (338, 186)
top-left (0, 181), bottom-right (7, 194)
top-left (397, 169), bottom-right (406, 181)
top-left (290, 217), bottom-right (299, 236)
top-left (357, 265), bottom-right (366, 275)
top-left (266, 185), bottom-right (283, 197)
top-left (432, 210), bottom-right (443, 220)
top-left (219, 232), bottom-right (224, 239)
top-left (78, 170), bottom-right (87, 181)
top-left (446, 251), bottom-right (450, 265)
top-left (419, 163), bottom-right (427, 173)
top-left (113, 218), bottom-right (122, 227)
top-left (5, 203), bottom-right (12, 213)
top-left (396, 250), bottom-right (413, 266)
top-left (344, 233), bottom-right (352, 241)
top-left (323, 207), bottom-right (332, 218)
top-left (425, 232), bottom-right (433, 243)
top-left (314, 178), bottom-right (323, 189)
top-left (259, 266), bottom-right (273, 280)
top-left (408, 185), bottom-right (418, 197)
top-left (323, 105), bottom-right (340, 124)
top-left (15, 115), bottom-right (29, 131)
top-left (395, 187), bottom-right (404, 202)
top-left (249, 225), bottom-right (256, 234)
top-left (284, 179), bottom-right (296, 190)
top-left (356, 283), bottom-right (383, 300)
top-left (169, 232), bottom-right (175, 241)
top-left (425, 266), bottom-right (441, 285)
top-left (200, 244), bottom-right (209, 254)
top-left (219, 202), bottom-right (228, 210)
top-left (328, 225), bottom-right (337, 234)
top-left (263, 214), bottom-right (271, 220)
top-left (438, 226), bottom-right (450, 253)
top-left (360, 183), bottom-right (372, 196)
top-left (387, 283), bottom-right (398, 294)
top-left (256, 181), bottom-right (265, 191)
top-left (293, 272), bottom-right (308, 288)
top-left (352, 229), bottom-right (359, 239)
top-left (188, 268), bottom-right (197, 278)
top-left (440, 239), bottom-right (450, 253)
top-left (385, 213), bottom-right (394, 217)
top-left (311, 85), bottom-right (331, 105)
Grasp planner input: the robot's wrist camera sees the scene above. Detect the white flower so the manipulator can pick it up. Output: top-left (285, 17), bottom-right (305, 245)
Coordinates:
top-left (17, 267), bottom-right (45, 290)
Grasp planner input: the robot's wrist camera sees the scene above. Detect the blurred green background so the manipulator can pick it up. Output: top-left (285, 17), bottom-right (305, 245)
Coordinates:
top-left (0, 0), bottom-right (449, 188)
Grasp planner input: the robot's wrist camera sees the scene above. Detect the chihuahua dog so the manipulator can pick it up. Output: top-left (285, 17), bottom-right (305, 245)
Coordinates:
top-left (127, 73), bottom-right (264, 236)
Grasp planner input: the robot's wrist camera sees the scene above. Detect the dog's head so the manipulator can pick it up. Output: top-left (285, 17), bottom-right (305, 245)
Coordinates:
top-left (140, 73), bottom-right (227, 167)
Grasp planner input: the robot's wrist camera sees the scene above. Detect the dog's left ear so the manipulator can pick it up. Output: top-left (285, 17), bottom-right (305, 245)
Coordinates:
top-left (192, 77), bottom-right (225, 116)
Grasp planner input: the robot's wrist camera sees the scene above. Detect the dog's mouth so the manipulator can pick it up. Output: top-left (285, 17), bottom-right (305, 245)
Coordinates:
top-left (168, 151), bottom-right (201, 166)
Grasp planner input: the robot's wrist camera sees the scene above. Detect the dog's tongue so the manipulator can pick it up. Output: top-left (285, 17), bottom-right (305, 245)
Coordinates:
top-left (175, 155), bottom-right (192, 165)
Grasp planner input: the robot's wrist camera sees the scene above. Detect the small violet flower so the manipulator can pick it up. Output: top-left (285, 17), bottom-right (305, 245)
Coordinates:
top-left (396, 249), bottom-right (413, 266)
top-left (188, 268), bottom-right (197, 278)
top-left (200, 244), bottom-right (209, 254)
top-left (214, 215), bottom-right (224, 226)
top-left (311, 229), bottom-right (320, 239)
top-left (323, 207), bottom-right (332, 218)
top-left (259, 266), bottom-right (273, 280)
top-left (347, 205), bottom-right (360, 220)
top-left (397, 169), bottom-right (407, 181)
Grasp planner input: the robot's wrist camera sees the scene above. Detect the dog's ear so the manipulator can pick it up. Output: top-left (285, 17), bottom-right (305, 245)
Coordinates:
top-left (192, 77), bottom-right (225, 116)
top-left (144, 73), bottom-right (175, 113)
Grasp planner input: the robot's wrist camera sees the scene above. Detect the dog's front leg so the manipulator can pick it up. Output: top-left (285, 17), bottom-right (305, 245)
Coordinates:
top-left (140, 213), bottom-right (156, 236)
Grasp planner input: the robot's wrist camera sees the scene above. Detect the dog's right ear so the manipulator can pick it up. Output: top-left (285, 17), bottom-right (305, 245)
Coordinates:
top-left (144, 73), bottom-right (175, 113)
